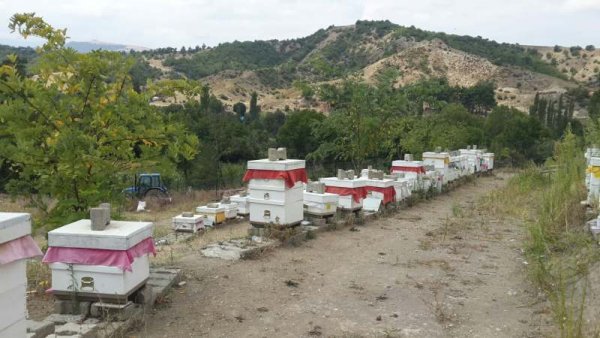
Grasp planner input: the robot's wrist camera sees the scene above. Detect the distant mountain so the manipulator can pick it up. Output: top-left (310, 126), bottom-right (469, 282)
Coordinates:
top-left (66, 40), bottom-right (149, 53)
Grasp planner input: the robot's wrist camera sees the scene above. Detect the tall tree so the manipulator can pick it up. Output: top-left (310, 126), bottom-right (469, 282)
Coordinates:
top-left (249, 91), bottom-right (259, 121)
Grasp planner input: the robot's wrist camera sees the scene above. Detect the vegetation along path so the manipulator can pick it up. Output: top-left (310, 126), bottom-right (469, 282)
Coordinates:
top-left (139, 173), bottom-right (551, 337)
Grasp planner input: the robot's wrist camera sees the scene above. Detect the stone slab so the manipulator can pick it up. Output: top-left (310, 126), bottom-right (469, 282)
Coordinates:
top-left (26, 319), bottom-right (55, 338)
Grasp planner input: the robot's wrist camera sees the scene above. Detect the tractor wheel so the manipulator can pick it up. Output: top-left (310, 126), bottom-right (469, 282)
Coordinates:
top-left (144, 189), bottom-right (171, 210)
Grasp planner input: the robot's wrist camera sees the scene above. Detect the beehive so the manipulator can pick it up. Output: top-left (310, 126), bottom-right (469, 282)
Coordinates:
top-left (319, 176), bottom-right (367, 211)
top-left (0, 213), bottom-right (40, 338)
top-left (483, 153), bottom-right (495, 172)
top-left (45, 219), bottom-right (153, 300)
top-left (196, 204), bottom-right (226, 225)
top-left (422, 152), bottom-right (452, 184)
top-left (230, 194), bottom-right (250, 215)
top-left (172, 214), bottom-right (205, 233)
top-left (459, 148), bottom-right (484, 174)
top-left (244, 156), bottom-right (306, 227)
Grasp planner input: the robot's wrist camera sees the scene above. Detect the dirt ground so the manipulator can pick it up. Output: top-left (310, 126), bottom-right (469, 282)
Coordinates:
top-left (135, 173), bottom-right (553, 338)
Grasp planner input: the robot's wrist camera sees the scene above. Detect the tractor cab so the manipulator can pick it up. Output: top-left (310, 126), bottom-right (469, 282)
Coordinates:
top-left (123, 173), bottom-right (171, 205)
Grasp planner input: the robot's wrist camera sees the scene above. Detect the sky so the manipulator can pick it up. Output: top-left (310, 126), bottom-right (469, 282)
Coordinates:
top-left (0, 0), bottom-right (598, 49)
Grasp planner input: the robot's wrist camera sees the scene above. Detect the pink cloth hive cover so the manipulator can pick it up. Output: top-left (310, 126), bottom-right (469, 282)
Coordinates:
top-left (0, 235), bottom-right (43, 265)
top-left (42, 237), bottom-right (156, 271)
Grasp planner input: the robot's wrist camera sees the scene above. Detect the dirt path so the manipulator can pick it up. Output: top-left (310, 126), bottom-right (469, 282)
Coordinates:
top-left (138, 174), bottom-right (550, 337)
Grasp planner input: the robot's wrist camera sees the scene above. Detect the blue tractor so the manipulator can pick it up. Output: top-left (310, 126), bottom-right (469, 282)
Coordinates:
top-left (123, 173), bottom-right (172, 207)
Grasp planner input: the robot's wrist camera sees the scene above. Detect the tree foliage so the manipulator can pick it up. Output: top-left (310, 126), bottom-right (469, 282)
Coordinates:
top-left (0, 13), bottom-right (198, 221)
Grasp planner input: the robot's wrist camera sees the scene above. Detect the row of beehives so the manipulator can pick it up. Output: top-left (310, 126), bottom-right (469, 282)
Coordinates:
top-left (172, 146), bottom-right (494, 231)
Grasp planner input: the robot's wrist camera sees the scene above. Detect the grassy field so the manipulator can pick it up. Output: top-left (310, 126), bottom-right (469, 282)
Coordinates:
top-left (480, 132), bottom-right (600, 338)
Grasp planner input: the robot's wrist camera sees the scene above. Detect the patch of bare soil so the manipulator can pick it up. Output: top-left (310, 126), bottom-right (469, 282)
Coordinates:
top-left (138, 174), bottom-right (553, 337)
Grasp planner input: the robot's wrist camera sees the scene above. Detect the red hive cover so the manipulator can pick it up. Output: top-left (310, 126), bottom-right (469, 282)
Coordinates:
top-left (324, 186), bottom-right (368, 203)
top-left (242, 168), bottom-right (308, 188)
top-left (391, 165), bottom-right (425, 174)
top-left (364, 186), bottom-right (396, 204)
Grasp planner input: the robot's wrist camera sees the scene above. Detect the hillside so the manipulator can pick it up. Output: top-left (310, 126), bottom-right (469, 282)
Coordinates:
top-left (142, 21), bottom-right (596, 115)
top-left (0, 44), bottom-right (36, 62)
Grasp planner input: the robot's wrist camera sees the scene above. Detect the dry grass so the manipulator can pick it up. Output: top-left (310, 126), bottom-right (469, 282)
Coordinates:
top-left (151, 221), bottom-right (249, 267)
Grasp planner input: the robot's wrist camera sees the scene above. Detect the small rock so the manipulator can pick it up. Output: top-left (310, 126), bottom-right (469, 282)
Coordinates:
top-left (257, 307), bottom-right (269, 312)
top-left (177, 281), bottom-right (187, 287)
top-left (376, 315), bottom-right (382, 321)
top-left (285, 280), bottom-right (299, 288)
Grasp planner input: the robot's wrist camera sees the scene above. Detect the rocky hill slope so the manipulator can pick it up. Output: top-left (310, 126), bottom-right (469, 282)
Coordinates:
top-left (141, 21), bottom-right (596, 115)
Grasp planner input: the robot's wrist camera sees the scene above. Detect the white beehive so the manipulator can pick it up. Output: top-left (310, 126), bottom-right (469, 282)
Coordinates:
top-left (47, 219), bottom-right (153, 299)
top-left (386, 177), bottom-right (410, 202)
top-left (453, 154), bottom-right (470, 177)
top-left (196, 204), bottom-right (226, 225)
top-left (217, 201), bottom-right (238, 219)
top-left (483, 153), bottom-right (495, 171)
top-left (319, 177), bottom-right (367, 211)
top-left (362, 178), bottom-right (396, 205)
top-left (588, 157), bottom-right (600, 205)
top-left (423, 151), bottom-right (453, 183)
top-left (303, 191), bottom-right (339, 217)
top-left (49, 255), bottom-right (149, 296)
top-left (459, 148), bottom-right (484, 174)
top-left (172, 214), bottom-right (205, 233)
top-left (230, 194), bottom-right (250, 215)
top-left (424, 167), bottom-right (443, 192)
top-left (0, 213), bottom-right (36, 338)
top-left (246, 157), bottom-right (306, 227)
top-left (390, 160), bottom-right (426, 180)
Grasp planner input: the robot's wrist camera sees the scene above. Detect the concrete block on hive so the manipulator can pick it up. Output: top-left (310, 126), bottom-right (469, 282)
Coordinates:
top-left (368, 169), bottom-right (384, 180)
top-left (268, 147), bottom-right (287, 161)
top-left (404, 154), bottom-right (413, 161)
top-left (307, 182), bottom-right (325, 194)
top-left (90, 203), bottom-right (111, 231)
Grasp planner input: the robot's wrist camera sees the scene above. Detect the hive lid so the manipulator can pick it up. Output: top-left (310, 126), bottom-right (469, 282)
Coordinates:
top-left (422, 152), bottom-right (450, 159)
top-left (247, 159), bottom-right (305, 171)
top-left (48, 219), bottom-right (153, 250)
top-left (173, 214), bottom-right (204, 222)
top-left (0, 212), bottom-right (31, 245)
top-left (196, 205), bottom-right (226, 213)
top-left (319, 177), bottom-right (368, 188)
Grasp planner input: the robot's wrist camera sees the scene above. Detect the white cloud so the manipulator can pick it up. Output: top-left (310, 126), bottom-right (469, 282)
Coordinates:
top-left (0, 0), bottom-right (597, 48)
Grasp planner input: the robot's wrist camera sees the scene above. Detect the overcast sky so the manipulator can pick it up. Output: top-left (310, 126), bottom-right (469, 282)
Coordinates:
top-left (0, 0), bottom-right (598, 48)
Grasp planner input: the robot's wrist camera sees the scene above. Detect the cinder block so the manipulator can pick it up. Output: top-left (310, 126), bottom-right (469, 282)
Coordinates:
top-left (134, 286), bottom-right (156, 310)
top-left (91, 301), bottom-right (137, 322)
top-left (53, 299), bottom-right (77, 315)
top-left (79, 301), bottom-right (91, 317)
top-left (267, 147), bottom-right (287, 161)
top-left (90, 208), bottom-right (109, 231)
